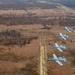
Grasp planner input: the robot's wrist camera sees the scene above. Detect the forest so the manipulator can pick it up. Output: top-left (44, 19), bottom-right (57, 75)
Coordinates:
top-left (0, 14), bottom-right (75, 26)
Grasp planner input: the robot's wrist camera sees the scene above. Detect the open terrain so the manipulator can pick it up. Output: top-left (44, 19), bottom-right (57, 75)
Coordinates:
top-left (0, 24), bottom-right (75, 75)
top-left (0, 1), bottom-right (75, 75)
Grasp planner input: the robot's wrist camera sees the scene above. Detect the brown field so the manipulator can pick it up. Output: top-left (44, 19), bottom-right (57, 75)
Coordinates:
top-left (0, 3), bottom-right (75, 74)
top-left (0, 9), bottom-right (74, 16)
top-left (0, 23), bottom-right (75, 75)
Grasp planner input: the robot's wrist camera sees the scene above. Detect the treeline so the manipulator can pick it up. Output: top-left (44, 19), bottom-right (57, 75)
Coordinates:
top-left (59, 18), bottom-right (75, 26)
top-left (0, 15), bottom-right (41, 25)
top-left (0, 30), bottom-right (38, 46)
top-left (0, 15), bottom-right (75, 26)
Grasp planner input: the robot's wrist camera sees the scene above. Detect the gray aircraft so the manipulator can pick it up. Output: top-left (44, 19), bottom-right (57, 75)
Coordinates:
top-left (48, 54), bottom-right (67, 66)
top-left (58, 33), bottom-right (69, 40)
top-left (64, 26), bottom-right (74, 32)
top-left (52, 43), bottom-right (67, 52)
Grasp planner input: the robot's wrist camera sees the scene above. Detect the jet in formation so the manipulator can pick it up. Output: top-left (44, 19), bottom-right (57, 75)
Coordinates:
top-left (51, 43), bottom-right (67, 52)
top-left (64, 26), bottom-right (74, 32)
top-left (58, 33), bottom-right (69, 40)
top-left (48, 54), bottom-right (67, 66)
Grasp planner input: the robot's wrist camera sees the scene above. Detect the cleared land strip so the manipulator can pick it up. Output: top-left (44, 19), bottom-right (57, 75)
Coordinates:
top-left (39, 36), bottom-right (47, 75)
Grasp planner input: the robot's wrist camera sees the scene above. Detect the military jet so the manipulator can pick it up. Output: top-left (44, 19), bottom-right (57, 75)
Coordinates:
top-left (64, 26), bottom-right (74, 32)
top-left (52, 43), bottom-right (67, 52)
top-left (48, 54), bottom-right (67, 66)
top-left (58, 33), bottom-right (69, 40)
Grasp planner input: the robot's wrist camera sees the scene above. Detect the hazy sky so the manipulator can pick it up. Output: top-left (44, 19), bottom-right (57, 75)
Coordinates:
top-left (0, 0), bottom-right (75, 7)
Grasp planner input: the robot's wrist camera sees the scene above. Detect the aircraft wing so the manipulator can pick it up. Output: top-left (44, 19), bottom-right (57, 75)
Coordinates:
top-left (62, 36), bottom-right (66, 40)
top-left (64, 34), bottom-right (69, 38)
top-left (67, 29), bottom-right (71, 32)
top-left (55, 43), bottom-right (59, 47)
top-left (59, 33), bottom-right (66, 40)
top-left (69, 28), bottom-right (73, 31)
top-left (56, 60), bottom-right (63, 66)
top-left (53, 54), bottom-right (58, 59)
top-left (52, 43), bottom-right (59, 48)
top-left (60, 45), bottom-right (66, 49)
top-left (57, 47), bottom-right (63, 52)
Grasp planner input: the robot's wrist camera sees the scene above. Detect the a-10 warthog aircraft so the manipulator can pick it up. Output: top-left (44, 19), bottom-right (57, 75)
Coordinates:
top-left (51, 43), bottom-right (67, 52)
top-left (48, 54), bottom-right (67, 66)
top-left (64, 26), bottom-right (74, 32)
top-left (58, 33), bottom-right (69, 40)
